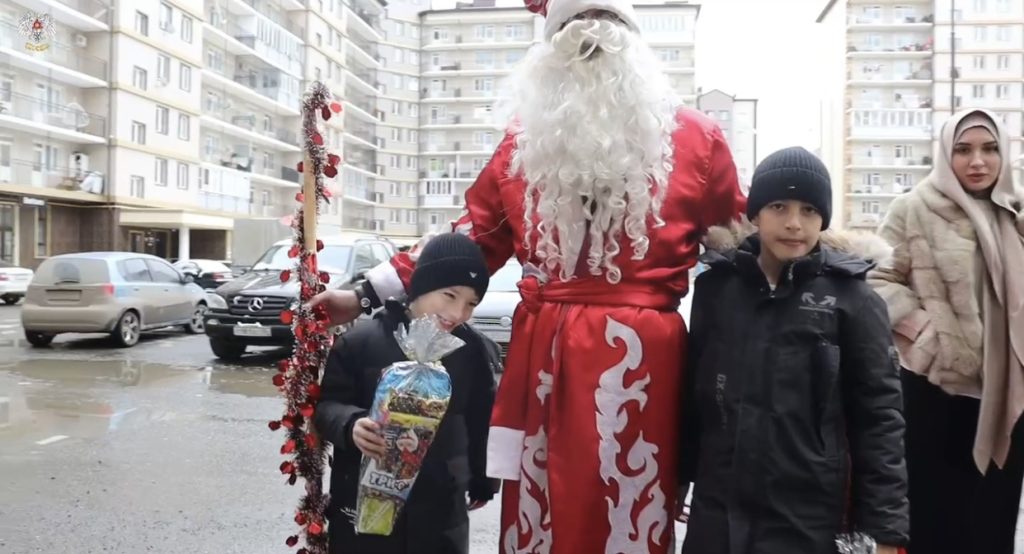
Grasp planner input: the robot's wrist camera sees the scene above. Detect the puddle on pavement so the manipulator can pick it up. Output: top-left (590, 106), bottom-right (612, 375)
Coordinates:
top-left (0, 359), bottom-right (281, 448)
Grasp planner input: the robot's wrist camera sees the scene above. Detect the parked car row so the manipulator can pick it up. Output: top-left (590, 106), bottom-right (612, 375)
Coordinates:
top-left (0, 260), bottom-right (33, 305)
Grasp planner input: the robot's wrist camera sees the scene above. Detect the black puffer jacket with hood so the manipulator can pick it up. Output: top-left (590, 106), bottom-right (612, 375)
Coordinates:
top-left (679, 222), bottom-right (909, 554)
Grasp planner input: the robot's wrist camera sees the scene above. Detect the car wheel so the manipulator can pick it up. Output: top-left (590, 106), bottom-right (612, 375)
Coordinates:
top-left (210, 338), bottom-right (246, 361)
top-left (112, 310), bottom-right (141, 348)
top-left (24, 331), bottom-right (54, 347)
top-left (185, 303), bottom-right (207, 334)
top-left (2, 295), bottom-right (19, 305)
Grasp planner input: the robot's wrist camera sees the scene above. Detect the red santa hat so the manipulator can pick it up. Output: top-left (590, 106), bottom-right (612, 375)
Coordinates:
top-left (526, 0), bottom-right (641, 42)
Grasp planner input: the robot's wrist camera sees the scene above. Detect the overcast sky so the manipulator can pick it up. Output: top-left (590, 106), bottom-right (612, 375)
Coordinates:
top-left (428, 0), bottom-right (831, 162)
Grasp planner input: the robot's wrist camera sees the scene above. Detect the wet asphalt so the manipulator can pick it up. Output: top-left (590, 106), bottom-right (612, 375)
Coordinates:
top-left (0, 297), bottom-right (691, 553)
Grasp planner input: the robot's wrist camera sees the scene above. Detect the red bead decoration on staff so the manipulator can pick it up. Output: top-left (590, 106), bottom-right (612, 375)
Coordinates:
top-left (269, 80), bottom-right (343, 554)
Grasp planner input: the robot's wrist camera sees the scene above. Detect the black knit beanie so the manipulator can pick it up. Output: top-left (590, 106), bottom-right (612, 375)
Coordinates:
top-left (747, 146), bottom-right (833, 230)
top-left (409, 233), bottom-right (489, 302)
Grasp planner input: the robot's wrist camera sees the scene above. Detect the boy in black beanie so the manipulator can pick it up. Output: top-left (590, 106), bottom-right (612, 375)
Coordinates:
top-left (315, 233), bottom-right (500, 554)
top-left (678, 147), bottom-right (909, 554)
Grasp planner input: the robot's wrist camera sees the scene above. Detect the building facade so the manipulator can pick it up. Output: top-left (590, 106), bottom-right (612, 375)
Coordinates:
top-left (817, 0), bottom-right (1024, 230)
top-left (697, 88), bottom-right (758, 192)
top-left (0, 0), bottom-right (702, 267)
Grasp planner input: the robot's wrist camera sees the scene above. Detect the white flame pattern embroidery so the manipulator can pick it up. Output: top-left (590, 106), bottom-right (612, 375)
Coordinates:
top-left (504, 369), bottom-right (554, 554)
top-left (595, 316), bottom-right (668, 554)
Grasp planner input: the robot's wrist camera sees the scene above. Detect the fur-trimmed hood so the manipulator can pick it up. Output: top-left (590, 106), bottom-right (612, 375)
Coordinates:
top-left (699, 216), bottom-right (894, 278)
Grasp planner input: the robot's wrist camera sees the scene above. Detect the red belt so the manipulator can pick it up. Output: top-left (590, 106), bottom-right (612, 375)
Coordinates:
top-left (516, 275), bottom-right (678, 314)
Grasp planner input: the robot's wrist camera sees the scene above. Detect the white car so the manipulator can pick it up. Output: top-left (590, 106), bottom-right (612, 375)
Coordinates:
top-left (0, 261), bottom-right (33, 305)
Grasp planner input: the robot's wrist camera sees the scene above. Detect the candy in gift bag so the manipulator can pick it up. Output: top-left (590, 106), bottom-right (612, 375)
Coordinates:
top-left (354, 314), bottom-right (465, 535)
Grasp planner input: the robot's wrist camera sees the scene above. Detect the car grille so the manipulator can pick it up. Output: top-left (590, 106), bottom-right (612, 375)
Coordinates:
top-left (227, 295), bottom-right (292, 317)
top-left (471, 316), bottom-right (504, 326)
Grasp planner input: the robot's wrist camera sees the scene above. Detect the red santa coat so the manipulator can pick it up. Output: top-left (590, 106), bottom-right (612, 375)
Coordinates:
top-left (364, 108), bottom-right (745, 554)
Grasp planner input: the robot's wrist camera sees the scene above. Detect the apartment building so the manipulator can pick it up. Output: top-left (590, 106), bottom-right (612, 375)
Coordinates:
top-left (415, 0), bottom-right (701, 235)
top-left (817, 0), bottom-right (1024, 230)
top-left (0, 0), bottom-right (701, 267)
top-left (697, 88), bottom-right (758, 192)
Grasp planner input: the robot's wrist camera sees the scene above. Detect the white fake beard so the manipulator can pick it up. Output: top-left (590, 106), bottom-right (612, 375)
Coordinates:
top-left (498, 19), bottom-right (679, 284)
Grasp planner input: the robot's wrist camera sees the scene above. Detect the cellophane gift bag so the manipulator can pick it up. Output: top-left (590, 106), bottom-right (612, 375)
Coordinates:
top-left (354, 315), bottom-right (464, 535)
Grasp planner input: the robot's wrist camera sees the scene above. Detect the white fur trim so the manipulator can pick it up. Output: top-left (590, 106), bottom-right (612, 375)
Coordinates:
top-left (365, 262), bottom-right (405, 302)
top-left (486, 426), bottom-right (525, 480)
top-left (544, 0), bottom-right (640, 41)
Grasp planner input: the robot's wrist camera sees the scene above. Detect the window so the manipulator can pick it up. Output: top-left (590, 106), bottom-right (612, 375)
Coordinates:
top-left (120, 259), bottom-right (152, 282)
top-left (159, 3), bottom-right (173, 31)
top-left (997, 0), bottom-right (1010, 11)
top-left (35, 206), bottom-right (48, 258)
top-left (179, 64), bottom-right (192, 92)
top-left (177, 163), bottom-right (189, 189)
top-left (472, 157), bottom-right (487, 171)
top-left (133, 66), bottom-right (148, 89)
top-left (861, 201), bottom-right (881, 215)
top-left (475, 51), bottom-right (495, 67)
top-left (135, 11), bottom-right (149, 36)
top-left (997, 26), bottom-right (1011, 42)
top-left (155, 158), bottom-right (168, 186)
top-left (975, 27), bottom-right (987, 42)
top-left (894, 144), bottom-right (914, 159)
top-left (474, 25), bottom-right (495, 40)
top-left (146, 259), bottom-right (181, 284)
top-left (506, 50), bottom-right (524, 65)
top-left (389, 182), bottom-right (400, 196)
top-left (407, 183), bottom-right (417, 197)
top-left (395, 21), bottom-right (405, 36)
top-left (505, 24), bottom-right (525, 40)
top-left (409, 130), bottom-right (418, 143)
top-left (997, 84), bottom-right (1009, 99)
top-left (429, 212), bottom-right (441, 226)
top-left (156, 106), bottom-right (169, 134)
top-left (998, 55), bottom-right (1010, 70)
top-left (406, 210), bottom-right (417, 224)
top-left (394, 48), bottom-right (404, 64)
top-left (409, 104), bottom-right (418, 117)
top-left (973, 84), bottom-right (986, 99)
top-left (473, 131), bottom-right (494, 146)
top-left (408, 78), bottom-right (419, 92)
top-left (181, 15), bottom-right (193, 42)
top-left (405, 157), bottom-right (417, 170)
top-left (410, 51), bottom-right (419, 65)
top-left (389, 209), bottom-right (400, 223)
top-left (389, 155), bottom-right (400, 168)
top-left (130, 175), bottom-right (145, 197)
top-left (973, 55), bottom-right (986, 70)
top-left (718, 110), bottom-right (731, 121)
top-left (391, 128), bottom-right (400, 141)
top-left (973, 0), bottom-right (986, 10)
top-left (432, 27), bottom-right (448, 41)
top-left (178, 114), bottom-right (190, 140)
top-left (473, 78), bottom-right (493, 93)
top-left (391, 101), bottom-right (401, 115)
top-left (157, 54), bottom-right (170, 84)
top-left (131, 121), bottom-right (146, 144)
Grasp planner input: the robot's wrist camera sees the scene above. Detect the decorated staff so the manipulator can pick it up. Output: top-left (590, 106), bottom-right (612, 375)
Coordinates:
top-left (268, 81), bottom-right (343, 554)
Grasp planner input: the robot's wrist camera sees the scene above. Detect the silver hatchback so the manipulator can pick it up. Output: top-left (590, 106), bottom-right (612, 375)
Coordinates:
top-left (21, 252), bottom-right (208, 348)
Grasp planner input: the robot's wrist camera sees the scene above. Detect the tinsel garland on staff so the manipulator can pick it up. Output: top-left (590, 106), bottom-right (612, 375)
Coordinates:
top-left (268, 80), bottom-right (343, 554)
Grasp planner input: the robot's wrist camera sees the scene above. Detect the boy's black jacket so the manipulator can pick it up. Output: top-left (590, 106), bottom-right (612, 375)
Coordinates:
top-left (679, 222), bottom-right (910, 554)
top-left (315, 300), bottom-right (499, 552)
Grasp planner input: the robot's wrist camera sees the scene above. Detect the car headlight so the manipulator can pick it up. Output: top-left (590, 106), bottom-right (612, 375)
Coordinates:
top-left (205, 292), bottom-right (228, 310)
top-left (500, 316), bottom-right (513, 328)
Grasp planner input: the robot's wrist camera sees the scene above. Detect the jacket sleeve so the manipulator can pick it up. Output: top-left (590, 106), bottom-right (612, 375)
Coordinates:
top-left (679, 274), bottom-right (712, 485)
top-left (840, 289), bottom-right (910, 547)
top-left (314, 335), bottom-right (369, 452)
top-left (698, 124), bottom-right (747, 235)
top-left (466, 332), bottom-right (500, 502)
top-left (364, 135), bottom-right (518, 303)
top-left (868, 195), bottom-right (921, 326)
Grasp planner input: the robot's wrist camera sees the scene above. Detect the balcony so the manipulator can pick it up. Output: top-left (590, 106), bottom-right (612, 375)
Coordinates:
top-left (0, 21), bottom-right (107, 87)
top-left (200, 109), bottom-right (300, 152)
top-left (343, 1), bottom-right (384, 39)
top-left (32, 0), bottom-right (111, 31)
top-left (206, 3), bottom-right (304, 77)
top-left (199, 191), bottom-right (252, 215)
top-left (849, 212), bottom-right (883, 227)
top-left (847, 39), bottom-right (933, 57)
top-left (848, 64), bottom-right (932, 85)
top-left (0, 92), bottom-right (107, 143)
top-left (420, 194), bottom-right (463, 208)
top-left (249, 202), bottom-right (293, 218)
top-left (238, 0), bottom-right (305, 37)
top-left (848, 13), bottom-right (934, 27)
top-left (1, 159), bottom-right (105, 196)
top-left (849, 108), bottom-right (932, 139)
top-left (848, 182), bottom-right (914, 197)
top-left (848, 156), bottom-right (933, 168)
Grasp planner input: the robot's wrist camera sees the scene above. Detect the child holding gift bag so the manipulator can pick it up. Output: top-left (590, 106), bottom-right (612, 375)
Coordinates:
top-left (315, 233), bottom-right (500, 554)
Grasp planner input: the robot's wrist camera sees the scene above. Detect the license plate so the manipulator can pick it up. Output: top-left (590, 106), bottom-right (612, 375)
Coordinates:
top-left (234, 325), bottom-right (271, 337)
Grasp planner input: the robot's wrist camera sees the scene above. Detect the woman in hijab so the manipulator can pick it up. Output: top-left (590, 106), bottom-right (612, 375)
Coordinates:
top-left (870, 108), bottom-right (1024, 553)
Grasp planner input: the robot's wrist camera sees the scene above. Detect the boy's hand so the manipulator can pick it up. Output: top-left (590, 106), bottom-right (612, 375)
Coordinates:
top-left (352, 418), bottom-right (387, 459)
top-left (306, 289), bottom-right (361, 327)
top-left (876, 546), bottom-right (899, 554)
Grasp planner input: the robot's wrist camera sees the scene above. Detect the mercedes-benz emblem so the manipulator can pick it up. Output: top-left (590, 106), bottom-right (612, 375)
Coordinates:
top-left (247, 297), bottom-right (264, 312)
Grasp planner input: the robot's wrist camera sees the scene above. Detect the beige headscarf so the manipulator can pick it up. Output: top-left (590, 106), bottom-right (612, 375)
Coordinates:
top-left (927, 109), bottom-right (1024, 471)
